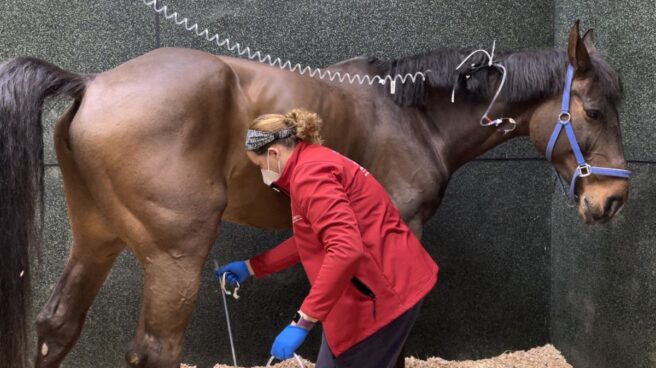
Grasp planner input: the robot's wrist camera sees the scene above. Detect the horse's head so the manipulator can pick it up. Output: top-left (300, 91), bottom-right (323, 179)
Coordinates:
top-left (529, 21), bottom-right (629, 224)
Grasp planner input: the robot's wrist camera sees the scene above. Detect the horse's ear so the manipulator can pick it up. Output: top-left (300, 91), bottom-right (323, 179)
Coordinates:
top-left (582, 29), bottom-right (597, 53)
top-left (567, 20), bottom-right (591, 73)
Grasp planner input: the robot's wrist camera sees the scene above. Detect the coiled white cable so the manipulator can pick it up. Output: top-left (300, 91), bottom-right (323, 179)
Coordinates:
top-left (141, 0), bottom-right (431, 93)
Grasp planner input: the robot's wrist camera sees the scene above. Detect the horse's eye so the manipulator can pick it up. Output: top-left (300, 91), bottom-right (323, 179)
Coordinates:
top-left (586, 109), bottom-right (601, 120)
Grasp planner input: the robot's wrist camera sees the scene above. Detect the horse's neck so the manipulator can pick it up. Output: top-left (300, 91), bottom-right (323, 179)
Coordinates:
top-left (422, 92), bottom-right (534, 174)
top-left (320, 88), bottom-right (535, 178)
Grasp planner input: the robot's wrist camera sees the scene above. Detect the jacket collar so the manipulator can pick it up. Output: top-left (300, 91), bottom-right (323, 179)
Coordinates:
top-left (271, 140), bottom-right (308, 194)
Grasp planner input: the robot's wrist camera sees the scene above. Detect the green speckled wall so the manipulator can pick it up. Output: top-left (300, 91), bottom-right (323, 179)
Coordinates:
top-left (1, 1), bottom-right (653, 367)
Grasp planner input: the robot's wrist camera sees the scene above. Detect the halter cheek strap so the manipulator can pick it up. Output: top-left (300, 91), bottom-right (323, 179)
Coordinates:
top-left (545, 64), bottom-right (631, 201)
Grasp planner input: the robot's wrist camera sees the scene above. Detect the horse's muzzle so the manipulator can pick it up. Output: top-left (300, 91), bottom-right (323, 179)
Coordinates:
top-left (581, 193), bottom-right (626, 224)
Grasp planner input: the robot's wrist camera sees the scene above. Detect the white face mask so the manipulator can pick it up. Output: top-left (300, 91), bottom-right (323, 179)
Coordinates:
top-left (261, 149), bottom-right (282, 186)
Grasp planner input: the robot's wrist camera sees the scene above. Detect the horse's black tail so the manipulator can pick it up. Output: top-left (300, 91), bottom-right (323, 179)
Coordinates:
top-left (0, 57), bottom-right (90, 368)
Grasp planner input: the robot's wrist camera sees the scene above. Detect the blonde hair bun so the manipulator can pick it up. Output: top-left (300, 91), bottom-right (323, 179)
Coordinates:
top-left (284, 108), bottom-right (323, 145)
top-left (248, 108), bottom-right (324, 148)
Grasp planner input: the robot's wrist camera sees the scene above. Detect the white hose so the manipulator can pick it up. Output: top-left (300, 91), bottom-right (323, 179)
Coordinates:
top-left (450, 40), bottom-right (516, 134)
top-left (215, 260), bottom-right (239, 367)
top-left (212, 262), bottom-right (304, 368)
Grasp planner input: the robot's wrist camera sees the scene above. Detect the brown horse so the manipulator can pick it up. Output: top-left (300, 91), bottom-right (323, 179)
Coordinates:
top-left (0, 21), bottom-right (628, 368)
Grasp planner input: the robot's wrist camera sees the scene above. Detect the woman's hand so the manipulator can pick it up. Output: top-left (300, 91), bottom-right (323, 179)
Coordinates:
top-left (270, 325), bottom-right (310, 360)
top-left (213, 260), bottom-right (252, 286)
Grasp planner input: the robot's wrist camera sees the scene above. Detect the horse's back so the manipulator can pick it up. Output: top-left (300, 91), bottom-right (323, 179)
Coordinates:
top-left (71, 47), bottom-right (235, 142)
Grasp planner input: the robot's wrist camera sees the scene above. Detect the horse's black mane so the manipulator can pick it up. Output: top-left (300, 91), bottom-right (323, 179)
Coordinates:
top-left (366, 48), bottom-right (623, 107)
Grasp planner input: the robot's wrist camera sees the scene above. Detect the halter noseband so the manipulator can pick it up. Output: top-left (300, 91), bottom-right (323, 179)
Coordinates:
top-left (545, 64), bottom-right (631, 201)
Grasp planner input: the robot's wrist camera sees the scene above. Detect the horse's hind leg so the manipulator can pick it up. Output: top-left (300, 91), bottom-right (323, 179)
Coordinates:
top-left (125, 229), bottom-right (218, 368)
top-left (119, 180), bottom-right (226, 368)
top-left (35, 235), bottom-right (124, 368)
top-left (35, 114), bottom-right (126, 367)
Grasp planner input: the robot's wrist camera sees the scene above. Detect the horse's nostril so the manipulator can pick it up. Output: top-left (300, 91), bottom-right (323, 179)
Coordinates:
top-left (604, 195), bottom-right (624, 216)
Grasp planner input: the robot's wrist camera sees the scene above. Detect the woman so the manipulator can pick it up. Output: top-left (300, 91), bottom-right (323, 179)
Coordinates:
top-left (215, 108), bottom-right (438, 368)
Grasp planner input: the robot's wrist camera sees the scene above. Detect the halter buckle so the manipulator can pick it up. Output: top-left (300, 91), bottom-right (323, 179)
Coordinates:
top-left (577, 164), bottom-right (592, 178)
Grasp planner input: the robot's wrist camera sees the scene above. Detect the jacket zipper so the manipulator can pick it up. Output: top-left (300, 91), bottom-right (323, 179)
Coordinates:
top-left (351, 277), bottom-right (377, 320)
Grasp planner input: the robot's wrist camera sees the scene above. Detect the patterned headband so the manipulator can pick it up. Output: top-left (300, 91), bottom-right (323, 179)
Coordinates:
top-left (244, 128), bottom-right (294, 151)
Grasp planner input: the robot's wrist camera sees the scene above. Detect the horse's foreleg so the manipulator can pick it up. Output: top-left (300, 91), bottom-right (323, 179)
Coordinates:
top-left (35, 238), bottom-right (124, 368)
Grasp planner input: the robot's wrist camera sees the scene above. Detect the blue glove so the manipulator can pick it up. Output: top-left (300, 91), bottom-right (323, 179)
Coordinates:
top-left (271, 325), bottom-right (309, 360)
top-left (214, 260), bottom-right (250, 286)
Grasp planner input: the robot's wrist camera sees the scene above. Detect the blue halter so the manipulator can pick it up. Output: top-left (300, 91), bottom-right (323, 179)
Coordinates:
top-left (545, 64), bottom-right (631, 201)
